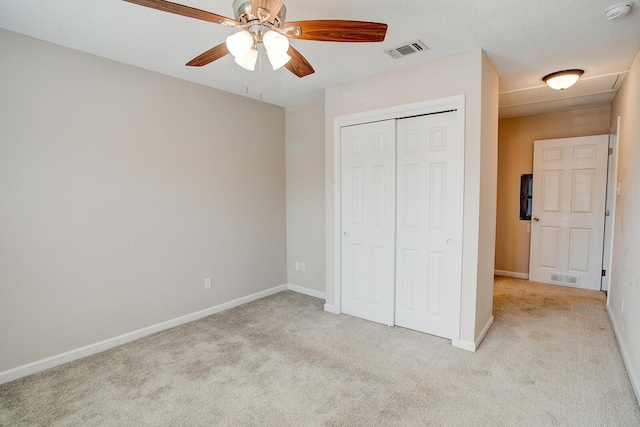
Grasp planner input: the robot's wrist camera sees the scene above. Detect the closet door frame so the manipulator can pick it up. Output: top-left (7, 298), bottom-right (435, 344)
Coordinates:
top-left (330, 95), bottom-right (466, 346)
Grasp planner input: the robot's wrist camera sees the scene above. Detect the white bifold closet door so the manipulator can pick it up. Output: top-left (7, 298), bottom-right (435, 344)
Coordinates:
top-left (341, 111), bottom-right (461, 339)
top-left (395, 112), bottom-right (461, 338)
top-left (341, 120), bottom-right (396, 326)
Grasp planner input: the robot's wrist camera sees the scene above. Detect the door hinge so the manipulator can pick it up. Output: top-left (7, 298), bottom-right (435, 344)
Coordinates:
top-left (602, 269), bottom-right (606, 277)
top-left (609, 148), bottom-right (613, 155)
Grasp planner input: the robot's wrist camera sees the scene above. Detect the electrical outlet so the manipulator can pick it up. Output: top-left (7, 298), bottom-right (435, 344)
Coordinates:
top-left (204, 278), bottom-right (212, 290)
top-left (621, 298), bottom-right (624, 312)
top-left (301, 262), bottom-right (306, 272)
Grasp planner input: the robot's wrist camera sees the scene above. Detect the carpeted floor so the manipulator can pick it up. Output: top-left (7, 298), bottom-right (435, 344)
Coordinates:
top-left (1, 276), bottom-right (639, 426)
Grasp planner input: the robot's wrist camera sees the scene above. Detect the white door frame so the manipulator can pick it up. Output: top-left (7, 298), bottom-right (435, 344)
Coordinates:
top-left (602, 116), bottom-right (621, 293)
top-left (331, 95), bottom-right (466, 345)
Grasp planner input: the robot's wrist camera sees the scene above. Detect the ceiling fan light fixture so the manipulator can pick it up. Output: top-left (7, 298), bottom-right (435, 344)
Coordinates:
top-left (267, 50), bottom-right (291, 70)
top-left (125, 0), bottom-right (388, 79)
top-left (226, 30), bottom-right (254, 58)
top-left (263, 30), bottom-right (289, 54)
top-left (542, 69), bottom-right (584, 90)
top-left (234, 48), bottom-right (258, 70)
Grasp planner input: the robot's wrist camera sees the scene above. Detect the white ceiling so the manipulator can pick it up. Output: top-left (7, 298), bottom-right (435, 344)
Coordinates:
top-left (1, 0), bottom-right (639, 118)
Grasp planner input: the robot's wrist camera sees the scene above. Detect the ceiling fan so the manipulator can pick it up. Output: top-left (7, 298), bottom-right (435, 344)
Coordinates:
top-left (123, 0), bottom-right (388, 78)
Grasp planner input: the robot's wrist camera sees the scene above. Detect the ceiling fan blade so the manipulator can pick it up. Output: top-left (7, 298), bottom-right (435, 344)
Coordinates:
top-left (283, 20), bottom-right (387, 42)
top-left (284, 46), bottom-right (315, 78)
top-left (251, 0), bottom-right (284, 21)
top-left (186, 43), bottom-right (230, 67)
top-left (123, 0), bottom-right (238, 26)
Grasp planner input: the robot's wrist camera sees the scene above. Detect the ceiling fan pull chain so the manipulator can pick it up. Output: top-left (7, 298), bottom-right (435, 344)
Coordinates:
top-left (258, 48), bottom-right (263, 101)
top-left (245, 63), bottom-right (249, 94)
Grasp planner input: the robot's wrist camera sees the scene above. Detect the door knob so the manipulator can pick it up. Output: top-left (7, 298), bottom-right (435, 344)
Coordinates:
top-left (533, 217), bottom-right (540, 222)
top-left (343, 231), bottom-right (350, 237)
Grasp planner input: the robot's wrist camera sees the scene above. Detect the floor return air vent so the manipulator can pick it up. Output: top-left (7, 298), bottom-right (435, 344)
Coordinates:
top-left (550, 273), bottom-right (580, 287)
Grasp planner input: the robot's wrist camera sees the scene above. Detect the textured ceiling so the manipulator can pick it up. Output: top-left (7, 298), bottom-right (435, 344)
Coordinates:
top-left (1, 0), bottom-right (639, 118)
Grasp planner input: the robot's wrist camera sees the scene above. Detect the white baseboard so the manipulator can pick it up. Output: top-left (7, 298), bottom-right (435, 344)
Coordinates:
top-left (494, 270), bottom-right (529, 280)
top-left (0, 284), bottom-right (288, 386)
top-left (285, 284), bottom-right (326, 300)
top-left (323, 303), bottom-right (340, 314)
top-left (475, 315), bottom-right (495, 350)
top-left (607, 306), bottom-right (640, 403)
top-left (452, 315), bottom-right (494, 352)
top-left (452, 339), bottom-right (476, 352)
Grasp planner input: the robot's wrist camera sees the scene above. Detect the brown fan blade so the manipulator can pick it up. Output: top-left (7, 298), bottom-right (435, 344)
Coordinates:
top-left (251, 0), bottom-right (284, 21)
top-left (283, 20), bottom-right (387, 42)
top-left (186, 43), bottom-right (230, 67)
top-left (123, 0), bottom-right (238, 26)
top-left (284, 46), bottom-right (315, 78)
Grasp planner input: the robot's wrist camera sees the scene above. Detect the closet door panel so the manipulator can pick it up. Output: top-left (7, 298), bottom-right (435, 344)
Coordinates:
top-left (395, 112), bottom-right (462, 338)
top-left (341, 120), bottom-right (396, 326)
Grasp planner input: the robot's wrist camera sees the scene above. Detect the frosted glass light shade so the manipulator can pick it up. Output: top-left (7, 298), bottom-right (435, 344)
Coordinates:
top-left (263, 30), bottom-right (289, 54)
top-left (542, 69), bottom-right (584, 90)
top-left (234, 48), bottom-right (258, 70)
top-left (226, 30), bottom-right (254, 58)
top-left (267, 50), bottom-right (291, 70)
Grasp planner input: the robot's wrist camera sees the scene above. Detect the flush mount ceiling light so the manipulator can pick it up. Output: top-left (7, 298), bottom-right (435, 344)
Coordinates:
top-left (604, 2), bottom-right (633, 20)
top-left (123, 0), bottom-right (388, 78)
top-left (542, 69), bottom-right (584, 90)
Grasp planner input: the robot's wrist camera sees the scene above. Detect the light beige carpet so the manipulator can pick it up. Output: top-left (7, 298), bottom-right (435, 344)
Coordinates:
top-left (1, 277), bottom-right (639, 426)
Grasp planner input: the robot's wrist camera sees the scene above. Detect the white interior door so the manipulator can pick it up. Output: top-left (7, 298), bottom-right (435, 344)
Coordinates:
top-left (529, 135), bottom-right (609, 291)
top-left (395, 112), bottom-right (462, 338)
top-left (341, 120), bottom-right (396, 326)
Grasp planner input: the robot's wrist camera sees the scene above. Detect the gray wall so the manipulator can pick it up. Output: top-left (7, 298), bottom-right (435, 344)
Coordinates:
top-left (285, 101), bottom-right (326, 293)
top-left (609, 48), bottom-right (640, 400)
top-left (0, 30), bottom-right (287, 372)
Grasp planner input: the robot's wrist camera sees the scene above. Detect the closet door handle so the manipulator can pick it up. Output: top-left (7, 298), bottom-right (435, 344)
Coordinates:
top-left (344, 231), bottom-right (350, 238)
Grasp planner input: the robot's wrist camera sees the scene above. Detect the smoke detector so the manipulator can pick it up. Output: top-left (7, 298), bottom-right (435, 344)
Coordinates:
top-left (384, 40), bottom-right (429, 59)
top-left (604, 2), bottom-right (633, 20)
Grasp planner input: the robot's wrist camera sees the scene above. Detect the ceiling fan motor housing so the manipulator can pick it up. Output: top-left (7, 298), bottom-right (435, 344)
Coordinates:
top-left (232, 0), bottom-right (287, 26)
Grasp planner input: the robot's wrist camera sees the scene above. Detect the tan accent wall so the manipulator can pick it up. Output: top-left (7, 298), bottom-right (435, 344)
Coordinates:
top-left (495, 106), bottom-right (611, 275)
top-left (0, 29), bottom-right (286, 372)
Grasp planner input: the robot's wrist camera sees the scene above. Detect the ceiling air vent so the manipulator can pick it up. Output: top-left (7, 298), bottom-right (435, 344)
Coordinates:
top-left (384, 40), bottom-right (429, 59)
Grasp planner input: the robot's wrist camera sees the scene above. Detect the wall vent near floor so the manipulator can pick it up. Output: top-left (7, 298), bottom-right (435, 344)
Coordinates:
top-left (550, 273), bottom-right (564, 283)
top-left (550, 273), bottom-right (580, 287)
top-left (384, 40), bottom-right (429, 59)
top-left (564, 275), bottom-right (579, 286)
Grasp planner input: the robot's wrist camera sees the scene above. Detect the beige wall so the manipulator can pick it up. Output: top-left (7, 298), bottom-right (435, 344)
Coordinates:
top-left (495, 106), bottom-right (611, 275)
top-left (324, 50), bottom-right (498, 348)
top-left (475, 53), bottom-right (499, 338)
top-left (0, 30), bottom-right (286, 372)
top-left (285, 101), bottom-right (325, 293)
top-left (609, 48), bottom-right (640, 400)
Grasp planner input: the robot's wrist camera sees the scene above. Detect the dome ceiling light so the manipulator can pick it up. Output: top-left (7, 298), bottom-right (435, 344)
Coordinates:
top-left (604, 2), bottom-right (633, 20)
top-left (542, 69), bottom-right (584, 90)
